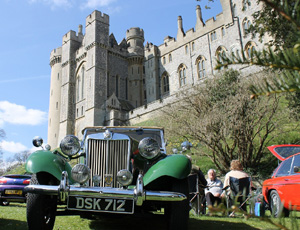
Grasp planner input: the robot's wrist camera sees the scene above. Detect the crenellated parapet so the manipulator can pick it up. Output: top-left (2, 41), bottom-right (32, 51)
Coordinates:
top-left (86, 10), bottom-right (109, 27)
top-left (50, 47), bottom-right (62, 67)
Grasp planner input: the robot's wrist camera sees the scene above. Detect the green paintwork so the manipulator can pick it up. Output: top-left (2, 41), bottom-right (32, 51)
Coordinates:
top-left (143, 154), bottom-right (191, 186)
top-left (25, 150), bottom-right (73, 183)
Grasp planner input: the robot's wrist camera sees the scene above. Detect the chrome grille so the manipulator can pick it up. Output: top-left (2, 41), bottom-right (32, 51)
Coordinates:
top-left (87, 139), bottom-right (129, 188)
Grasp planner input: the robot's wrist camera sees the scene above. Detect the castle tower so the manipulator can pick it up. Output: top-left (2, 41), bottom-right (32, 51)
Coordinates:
top-left (84, 10), bottom-right (110, 126)
top-left (48, 47), bottom-right (62, 148)
top-left (126, 27), bottom-right (145, 107)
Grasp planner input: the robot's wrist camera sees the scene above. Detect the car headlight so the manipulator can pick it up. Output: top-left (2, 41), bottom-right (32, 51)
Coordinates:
top-left (60, 135), bottom-right (81, 156)
top-left (138, 137), bottom-right (160, 159)
top-left (71, 164), bottom-right (91, 184)
top-left (117, 170), bottom-right (133, 186)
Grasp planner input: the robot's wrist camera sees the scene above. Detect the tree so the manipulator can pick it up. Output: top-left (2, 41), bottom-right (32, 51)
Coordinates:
top-left (162, 70), bottom-right (288, 173)
top-left (0, 129), bottom-right (6, 163)
top-left (12, 150), bottom-right (31, 164)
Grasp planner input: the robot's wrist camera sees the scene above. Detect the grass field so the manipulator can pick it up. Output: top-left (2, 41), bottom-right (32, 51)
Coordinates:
top-left (1, 203), bottom-right (299, 230)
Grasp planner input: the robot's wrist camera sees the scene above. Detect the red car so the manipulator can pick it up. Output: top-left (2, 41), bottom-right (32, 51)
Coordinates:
top-left (0, 174), bottom-right (31, 206)
top-left (262, 145), bottom-right (300, 217)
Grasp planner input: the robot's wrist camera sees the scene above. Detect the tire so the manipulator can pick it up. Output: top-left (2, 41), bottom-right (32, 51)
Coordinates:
top-left (165, 178), bottom-right (189, 230)
top-left (27, 173), bottom-right (58, 230)
top-left (269, 190), bottom-right (289, 218)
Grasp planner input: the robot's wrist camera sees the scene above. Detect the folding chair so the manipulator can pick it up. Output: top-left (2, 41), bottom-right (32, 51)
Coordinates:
top-left (188, 173), bottom-right (205, 215)
top-left (226, 177), bottom-right (251, 216)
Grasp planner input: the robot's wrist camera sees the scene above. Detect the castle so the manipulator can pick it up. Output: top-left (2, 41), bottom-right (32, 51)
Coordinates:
top-left (48, 0), bottom-right (264, 148)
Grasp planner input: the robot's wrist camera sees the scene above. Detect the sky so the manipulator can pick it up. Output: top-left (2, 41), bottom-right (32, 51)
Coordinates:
top-left (0, 0), bottom-right (222, 162)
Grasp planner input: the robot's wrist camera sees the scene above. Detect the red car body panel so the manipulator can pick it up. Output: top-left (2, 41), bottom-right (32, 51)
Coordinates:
top-left (263, 145), bottom-right (300, 211)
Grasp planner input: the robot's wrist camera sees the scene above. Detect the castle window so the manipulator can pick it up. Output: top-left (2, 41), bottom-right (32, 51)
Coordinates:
top-left (243, 0), bottom-right (251, 11)
top-left (245, 41), bottom-right (256, 59)
top-left (216, 46), bottom-right (227, 70)
top-left (161, 72), bottom-right (170, 96)
top-left (163, 56), bottom-right (166, 64)
top-left (221, 27), bottom-right (225, 37)
top-left (242, 18), bottom-right (251, 35)
top-left (76, 75), bottom-right (80, 101)
top-left (169, 54), bottom-right (172, 62)
top-left (196, 56), bottom-right (206, 79)
top-left (81, 67), bottom-right (85, 99)
top-left (76, 108), bottom-right (79, 117)
top-left (125, 78), bottom-right (128, 100)
top-left (57, 73), bottom-right (59, 80)
top-left (178, 64), bottom-right (187, 87)
top-left (185, 45), bottom-right (189, 54)
top-left (116, 75), bottom-right (119, 97)
top-left (81, 106), bottom-right (83, 115)
top-left (56, 102), bottom-right (58, 110)
top-left (211, 31), bottom-right (217, 41)
top-left (192, 42), bottom-right (195, 51)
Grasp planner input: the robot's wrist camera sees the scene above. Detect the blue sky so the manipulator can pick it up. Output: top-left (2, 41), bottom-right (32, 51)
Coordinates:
top-left (0, 0), bottom-right (222, 161)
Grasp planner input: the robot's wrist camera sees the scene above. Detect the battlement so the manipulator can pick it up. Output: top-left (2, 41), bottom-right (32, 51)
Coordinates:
top-left (126, 27), bottom-right (144, 41)
top-left (62, 30), bottom-right (82, 44)
top-left (86, 10), bottom-right (109, 26)
top-left (50, 47), bottom-right (62, 59)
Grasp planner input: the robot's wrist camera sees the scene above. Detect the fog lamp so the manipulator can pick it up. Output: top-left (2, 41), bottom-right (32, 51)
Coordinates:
top-left (117, 170), bottom-right (133, 186)
top-left (138, 137), bottom-right (160, 159)
top-left (60, 135), bottom-right (81, 156)
top-left (71, 164), bottom-right (91, 184)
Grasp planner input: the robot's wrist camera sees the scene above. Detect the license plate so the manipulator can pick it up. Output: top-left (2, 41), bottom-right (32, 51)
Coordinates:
top-left (5, 190), bottom-right (22, 195)
top-left (67, 196), bottom-right (134, 214)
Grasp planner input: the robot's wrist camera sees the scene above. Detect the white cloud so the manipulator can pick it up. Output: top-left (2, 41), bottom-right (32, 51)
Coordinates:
top-left (28, 0), bottom-right (73, 8)
top-left (1, 140), bottom-right (28, 153)
top-left (0, 101), bottom-right (47, 126)
top-left (81, 0), bottom-right (116, 9)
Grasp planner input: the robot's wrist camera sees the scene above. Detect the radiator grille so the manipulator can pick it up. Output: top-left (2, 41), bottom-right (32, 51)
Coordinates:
top-left (87, 139), bottom-right (129, 188)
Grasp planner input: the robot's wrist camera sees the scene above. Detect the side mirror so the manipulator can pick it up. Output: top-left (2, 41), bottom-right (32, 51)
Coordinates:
top-left (33, 136), bottom-right (43, 147)
top-left (294, 166), bottom-right (300, 173)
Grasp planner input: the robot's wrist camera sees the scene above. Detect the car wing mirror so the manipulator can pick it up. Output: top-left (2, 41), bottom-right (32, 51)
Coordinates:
top-left (294, 166), bottom-right (300, 173)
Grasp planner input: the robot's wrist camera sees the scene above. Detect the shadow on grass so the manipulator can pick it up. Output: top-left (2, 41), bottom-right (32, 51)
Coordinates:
top-left (88, 213), bottom-right (261, 230)
top-left (0, 218), bottom-right (27, 230)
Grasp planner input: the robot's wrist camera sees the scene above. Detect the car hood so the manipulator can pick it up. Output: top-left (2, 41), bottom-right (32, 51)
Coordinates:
top-left (267, 144), bottom-right (300, 161)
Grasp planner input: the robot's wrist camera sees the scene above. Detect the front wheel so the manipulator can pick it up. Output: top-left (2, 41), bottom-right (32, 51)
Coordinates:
top-left (165, 178), bottom-right (189, 230)
top-left (27, 173), bottom-right (58, 230)
top-left (269, 190), bottom-right (289, 218)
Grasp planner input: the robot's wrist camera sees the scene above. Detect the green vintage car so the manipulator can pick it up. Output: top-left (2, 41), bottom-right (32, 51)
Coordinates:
top-left (25, 126), bottom-right (191, 230)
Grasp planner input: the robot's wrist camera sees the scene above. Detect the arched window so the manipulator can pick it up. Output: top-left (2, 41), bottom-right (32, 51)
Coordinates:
top-left (242, 18), bottom-right (251, 35)
top-left (245, 41), bottom-right (256, 59)
top-left (76, 75), bottom-right (80, 102)
top-left (178, 64), bottom-right (187, 87)
top-left (196, 56), bottom-right (206, 79)
top-left (216, 46), bottom-right (227, 70)
top-left (81, 67), bottom-right (85, 99)
top-left (161, 72), bottom-right (170, 96)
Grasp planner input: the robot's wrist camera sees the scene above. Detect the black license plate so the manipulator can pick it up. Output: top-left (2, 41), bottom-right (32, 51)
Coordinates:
top-left (67, 196), bottom-right (134, 214)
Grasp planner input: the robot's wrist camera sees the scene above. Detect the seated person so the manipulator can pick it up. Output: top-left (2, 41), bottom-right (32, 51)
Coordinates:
top-left (222, 159), bottom-right (253, 212)
top-left (205, 169), bottom-right (223, 207)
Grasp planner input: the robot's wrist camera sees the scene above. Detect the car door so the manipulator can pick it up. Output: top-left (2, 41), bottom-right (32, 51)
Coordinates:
top-left (274, 155), bottom-right (300, 208)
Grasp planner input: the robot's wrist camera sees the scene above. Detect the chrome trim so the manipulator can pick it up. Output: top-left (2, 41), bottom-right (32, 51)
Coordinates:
top-left (25, 172), bottom-right (186, 206)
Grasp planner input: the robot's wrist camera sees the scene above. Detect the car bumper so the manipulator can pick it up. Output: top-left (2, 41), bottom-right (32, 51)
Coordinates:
top-left (24, 171), bottom-right (186, 206)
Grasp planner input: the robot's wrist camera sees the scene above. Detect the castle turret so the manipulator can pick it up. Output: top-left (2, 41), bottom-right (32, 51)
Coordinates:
top-left (195, 5), bottom-right (205, 30)
top-left (48, 47), bottom-right (62, 148)
top-left (126, 27), bottom-right (144, 107)
top-left (177, 16), bottom-right (185, 41)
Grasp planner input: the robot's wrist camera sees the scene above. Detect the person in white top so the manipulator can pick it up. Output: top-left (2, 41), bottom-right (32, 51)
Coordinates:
top-left (205, 169), bottom-right (223, 207)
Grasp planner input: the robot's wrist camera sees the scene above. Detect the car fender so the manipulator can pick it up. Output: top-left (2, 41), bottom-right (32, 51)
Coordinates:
top-left (25, 150), bottom-right (73, 183)
top-left (143, 154), bottom-right (191, 186)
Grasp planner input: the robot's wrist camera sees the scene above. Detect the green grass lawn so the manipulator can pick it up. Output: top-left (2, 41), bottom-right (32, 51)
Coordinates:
top-left (1, 203), bottom-right (299, 230)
